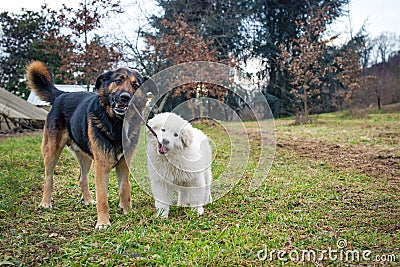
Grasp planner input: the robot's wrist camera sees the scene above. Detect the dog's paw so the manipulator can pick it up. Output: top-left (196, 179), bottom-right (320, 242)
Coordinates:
top-left (119, 201), bottom-right (132, 215)
top-left (196, 207), bottom-right (204, 216)
top-left (39, 201), bottom-right (52, 209)
top-left (156, 209), bottom-right (169, 219)
top-left (95, 221), bottom-right (111, 230)
top-left (81, 197), bottom-right (96, 206)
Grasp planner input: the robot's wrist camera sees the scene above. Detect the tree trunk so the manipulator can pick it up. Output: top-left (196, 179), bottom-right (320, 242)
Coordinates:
top-left (375, 84), bottom-right (381, 110)
top-left (303, 87), bottom-right (308, 117)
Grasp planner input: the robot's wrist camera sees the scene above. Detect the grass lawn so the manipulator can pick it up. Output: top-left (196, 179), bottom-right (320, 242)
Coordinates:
top-left (0, 109), bottom-right (399, 266)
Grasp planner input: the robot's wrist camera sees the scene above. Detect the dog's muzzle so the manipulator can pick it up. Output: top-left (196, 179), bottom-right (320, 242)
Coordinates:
top-left (112, 92), bottom-right (132, 116)
top-left (157, 139), bottom-right (169, 155)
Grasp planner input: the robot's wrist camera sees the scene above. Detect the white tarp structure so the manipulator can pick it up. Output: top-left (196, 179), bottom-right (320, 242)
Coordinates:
top-left (0, 87), bottom-right (48, 130)
top-left (27, 84), bottom-right (94, 106)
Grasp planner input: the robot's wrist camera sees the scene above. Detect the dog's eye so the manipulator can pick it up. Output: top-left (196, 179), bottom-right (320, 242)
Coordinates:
top-left (161, 129), bottom-right (165, 132)
top-left (174, 133), bottom-right (178, 137)
top-left (115, 79), bottom-right (123, 85)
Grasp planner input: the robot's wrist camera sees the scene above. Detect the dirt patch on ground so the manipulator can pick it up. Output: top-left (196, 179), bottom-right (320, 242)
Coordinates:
top-left (277, 137), bottom-right (400, 181)
top-left (0, 129), bottom-right (43, 142)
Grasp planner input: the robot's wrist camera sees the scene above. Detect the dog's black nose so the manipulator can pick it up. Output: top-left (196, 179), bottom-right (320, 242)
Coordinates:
top-left (119, 92), bottom-right (131, 104)
top-left (162, 139), bottom-right (170, 145)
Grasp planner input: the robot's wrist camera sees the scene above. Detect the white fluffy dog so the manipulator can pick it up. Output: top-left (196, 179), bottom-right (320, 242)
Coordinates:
top-left (146, 112), bottom-right (212, 218)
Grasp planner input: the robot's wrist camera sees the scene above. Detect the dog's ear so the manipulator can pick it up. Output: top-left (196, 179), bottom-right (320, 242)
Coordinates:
top-left (95, 70), bottom-right (112, 90)
top-left (181, 124), bottom-right (194, 147)
top-left (129, 69), bottom-right (148, 86)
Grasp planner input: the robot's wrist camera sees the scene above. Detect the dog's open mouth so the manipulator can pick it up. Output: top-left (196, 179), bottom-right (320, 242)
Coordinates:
top-left (111, 92), bottom-right (132, 116)
top-left (158, 143), bottom-right (168, 154)
top-left (113, 104), bottom-right (128, 116)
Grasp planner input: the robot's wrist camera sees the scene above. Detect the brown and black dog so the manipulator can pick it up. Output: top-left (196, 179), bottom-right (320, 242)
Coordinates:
top-left (26, 61), bottom-right (148, 229)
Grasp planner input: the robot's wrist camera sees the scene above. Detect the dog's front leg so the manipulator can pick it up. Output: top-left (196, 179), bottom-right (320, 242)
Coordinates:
top-left (116, 157), bottom-right (131, 214)
top-left (151, 179), bottom-right (172, 218)
top-left (93, 160), bottom-right (112, 230)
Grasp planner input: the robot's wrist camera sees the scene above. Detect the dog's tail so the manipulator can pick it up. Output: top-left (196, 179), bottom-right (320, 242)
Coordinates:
top-left (26, 61), bottom-right (63, 105)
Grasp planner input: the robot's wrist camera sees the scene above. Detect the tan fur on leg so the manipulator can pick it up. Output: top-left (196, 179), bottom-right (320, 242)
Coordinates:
top-left (40, 127), bottom-right (68, 208)
top-left (116, 158), bottom-right (132, 214)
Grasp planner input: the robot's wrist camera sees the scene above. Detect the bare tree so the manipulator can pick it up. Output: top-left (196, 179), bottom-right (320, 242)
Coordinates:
top-left (372, 31), bottom-right (400, 64)
top-left (359, 36), bottom-right (374, 69)
top-left (143, 16), bottom-right (233, 114)
top-left (42, 0), bottom-right (123, 89)
top-left (279, 5), bottom-right (336, 123)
